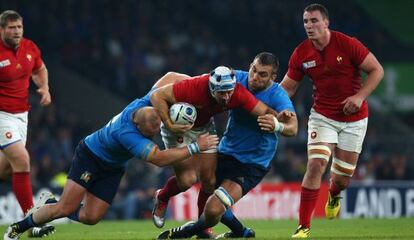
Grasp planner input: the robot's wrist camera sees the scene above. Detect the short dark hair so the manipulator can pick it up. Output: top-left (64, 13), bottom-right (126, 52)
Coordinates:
top-left (0, 10), bottom-right (22, 28)
top-left (254, 52), bottom-right (279, 74)
top-left (304, 3), bottom-right (329, 20)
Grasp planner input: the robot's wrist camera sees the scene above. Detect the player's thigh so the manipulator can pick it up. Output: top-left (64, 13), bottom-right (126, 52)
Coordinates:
top-left (216, 153), bottom-right (267, 196)
top-left (0, 151), bottom-right (12, 180)
top-left (1, 142), bottom-right (30, 171)
top-left (307, 109), bottom-right (340, 146)
top-left (81, 191), bottom-right (111, 222)
top-left (220, 179), bottom-right (243, 203)
top-left (57, 179), bottom-right (88, 213)
top-left (196, 152), bottom-right (217, 182)
top-left (337, 117), bottom-right (368, 156)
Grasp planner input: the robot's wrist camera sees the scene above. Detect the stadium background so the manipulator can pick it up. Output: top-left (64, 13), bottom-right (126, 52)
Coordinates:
top-left (0, 0), bottom-right (413, 224)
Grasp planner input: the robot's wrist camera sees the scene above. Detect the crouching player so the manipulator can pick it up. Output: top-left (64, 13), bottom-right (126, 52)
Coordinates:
top-left (4, 90), bottom-right (219, 240)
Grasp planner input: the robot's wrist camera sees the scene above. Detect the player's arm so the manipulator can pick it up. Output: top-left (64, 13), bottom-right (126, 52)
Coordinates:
top-left (150, 85), bottom-right (191, 133)
top-left (146, 133), bottom-right (219, 166)
top-left (153, 72), bottom-right (191, 89)
top-left (280, 75), bottom-right (300, 98)
top-left (258, 110), bottom-right (298, 137)
top-left (31, 63), bottom-right (51, 106)
top-left (342, 52), bottom-right (384, 115)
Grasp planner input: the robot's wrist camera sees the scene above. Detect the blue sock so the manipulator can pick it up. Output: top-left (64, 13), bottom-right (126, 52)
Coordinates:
top-left (16, 214), bottom-right (39, 232)
top-left (67, 204), bottom-right (82, 222)
top-left (220, 209), bottom-right (244, 235)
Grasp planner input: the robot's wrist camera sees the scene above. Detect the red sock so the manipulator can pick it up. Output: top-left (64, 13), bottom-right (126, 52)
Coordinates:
top-left (12, 172), bottom-right (34, 214)
top-left (158, 176), bottom-right (182, 203)
top-left (197, 189), bottom-right (210, 217)
top-left (298, 187), bottom-right (320, 228)
top-left (329, 180), bottom-right (341, 197)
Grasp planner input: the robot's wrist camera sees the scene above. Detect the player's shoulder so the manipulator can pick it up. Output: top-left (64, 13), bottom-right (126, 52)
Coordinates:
top-left (292, 39), bottom-right (313, 56)
top-left (21, 38), bottom-right (39, 48)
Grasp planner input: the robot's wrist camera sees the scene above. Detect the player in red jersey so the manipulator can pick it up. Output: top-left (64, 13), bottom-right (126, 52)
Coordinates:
top-left (0, 10), bottom-right (54, 237)
top-left (280, 4), bottom-right (384, 238)
top-left (150, 66), bottom-right (273, 237)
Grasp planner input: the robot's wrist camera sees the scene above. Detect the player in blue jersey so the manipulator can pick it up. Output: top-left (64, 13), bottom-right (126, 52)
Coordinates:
top-left (4, 91), bottom-right (219, 240)
top-left (157, 52), bottom-right (298, 239)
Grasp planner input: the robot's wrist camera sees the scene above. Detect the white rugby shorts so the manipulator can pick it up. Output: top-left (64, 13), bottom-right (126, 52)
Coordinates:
top-left (161, 119), bottom-right (217, 153)
top-left (0, 111), bottom-right (28, 148)
top-left (307, 109), bottom-right (368, 153)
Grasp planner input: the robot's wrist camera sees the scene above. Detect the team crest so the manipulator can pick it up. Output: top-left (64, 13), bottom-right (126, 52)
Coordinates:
top-left (26, 54), bottom-right (32, 61)
top-left (80, 171), bottom-right (92, 183)
top-left (336, 56), bottom-right (343, 64)
top-left (16, 63), bottom-right (22, 69)
top-left (5, 132), bottom-right (12, 139)
top-left (311, 131), bottom-right (317, 139)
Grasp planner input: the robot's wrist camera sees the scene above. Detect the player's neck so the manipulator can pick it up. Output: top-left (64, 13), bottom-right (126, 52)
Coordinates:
top-left (312, 30), bottom-right (331, 51)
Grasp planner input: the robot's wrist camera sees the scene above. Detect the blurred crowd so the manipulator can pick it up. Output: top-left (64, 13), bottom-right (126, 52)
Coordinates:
top-left (1, 0), bottom-right (413, 219)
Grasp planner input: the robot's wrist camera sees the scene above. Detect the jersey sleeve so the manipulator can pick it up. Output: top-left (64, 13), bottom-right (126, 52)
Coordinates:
top-left (29, 40), bottom-right (43, 71)
top-left (173, 74), bottom-right (209, 102)
top-left (116, 129), bottom-right (156, 161)
top-left (234, 84), bottom-right (259, 112)
top-left (347, 37), bottom-right (370, 66)
top-left (273, 86), bottom-right (296, 112)
top-left (286, 47), bottom-right (305, 81)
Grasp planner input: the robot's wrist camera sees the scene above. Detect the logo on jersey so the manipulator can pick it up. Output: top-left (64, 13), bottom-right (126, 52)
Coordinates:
top-left (302, 60), bottom-right (316, 69)
top-left (177, 136), bottom-right (184, 144)
top-left (0, 59), bottom-right (11, 68)
top-left (80, 171), bottom-right (92, 183)
top-left (311, 131), bottom-right (317, 139)
top-left (5, 132), bottom-right (12, 139)
top-left (16, 63), bottom-right (22, 69)
top-left (336, 56), bottom-right (343, 64)
top-left (26, 54), bottom-right (32, 61)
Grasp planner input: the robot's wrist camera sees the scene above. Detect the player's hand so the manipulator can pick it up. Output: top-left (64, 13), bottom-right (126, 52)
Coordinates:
top-left (277, 110), bottom-right (296, 122)
top-left (168, 123), bottom-right (193, 134)
top-left (342, 94), bottom-right (364, 115)
top-left (257, 114), bottom-right (277, 132)
top-left (37, 88), bottom-right (51, 106)
top-left (196, 133), bottom-right (219, 151)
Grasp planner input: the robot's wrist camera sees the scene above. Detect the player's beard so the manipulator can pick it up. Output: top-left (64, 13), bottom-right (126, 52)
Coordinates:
top-left (3, 36), bottom-right (21, 49)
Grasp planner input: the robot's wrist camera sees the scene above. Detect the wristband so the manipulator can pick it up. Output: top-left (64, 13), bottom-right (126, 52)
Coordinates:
top-left (273, 116), bottom-right (285, 133)
top-left (187, 142), bottom-right (200, 155)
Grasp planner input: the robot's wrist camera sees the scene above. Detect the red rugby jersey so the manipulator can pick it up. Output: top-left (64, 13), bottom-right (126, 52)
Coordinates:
top-left (173, 74), bottom-right (258, 127)
top-left (287, 31), bottom-right (370, 122)
top-left (0, 38), bottom-right (43, 113)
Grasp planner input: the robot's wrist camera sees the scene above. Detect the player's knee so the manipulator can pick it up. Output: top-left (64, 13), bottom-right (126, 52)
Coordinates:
top-left (81, 212), bottom-right (102, 225)
top-left (214, 187), bottom-right (234, 209)
top-left (176, 173), bottom-right (197, 190)
top-left (306, 158), bottom-right (328, 176)
top-left (330, 157), bottom-right (356, 179)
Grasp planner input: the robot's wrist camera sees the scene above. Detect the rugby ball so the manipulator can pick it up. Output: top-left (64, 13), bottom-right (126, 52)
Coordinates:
top-left (169, 102), bottom-right (197, 125)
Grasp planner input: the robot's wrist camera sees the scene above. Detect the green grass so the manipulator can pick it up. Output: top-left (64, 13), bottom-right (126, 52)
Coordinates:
top-left (1, 218), bottom-right (414, 239)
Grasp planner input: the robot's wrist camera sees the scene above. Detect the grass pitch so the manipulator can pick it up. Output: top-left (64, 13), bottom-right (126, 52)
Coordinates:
top-left (1, 218), bottom-right (413, 239)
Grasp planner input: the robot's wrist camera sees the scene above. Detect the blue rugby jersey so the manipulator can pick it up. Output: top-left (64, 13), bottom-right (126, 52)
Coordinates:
top-left (219, 70), bottom-right (295, 168)
top-left (84, 91), bottom-right (156, 168)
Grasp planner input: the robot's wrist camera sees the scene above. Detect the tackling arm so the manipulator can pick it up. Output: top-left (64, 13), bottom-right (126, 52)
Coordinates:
top-left (153, 72), bottom-right (191, 89)
top-left (150, 85), bottom-right (176, 129)
top-left (146, 133), bottom-right (219, 167)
